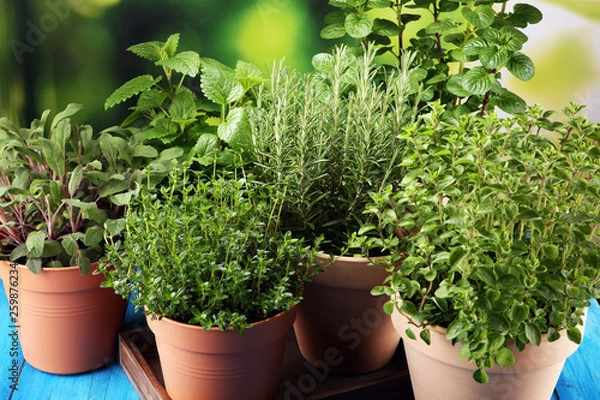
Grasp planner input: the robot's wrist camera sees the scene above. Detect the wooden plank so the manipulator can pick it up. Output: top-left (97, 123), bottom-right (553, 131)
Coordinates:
top-left (119, 325), bottom-right (413, 400)
top-left (553, 299), bottom-right (600, 400)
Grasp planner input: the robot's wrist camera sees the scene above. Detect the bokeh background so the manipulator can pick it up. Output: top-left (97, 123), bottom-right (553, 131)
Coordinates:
top-left (1, 0), bottom-right (599, 128)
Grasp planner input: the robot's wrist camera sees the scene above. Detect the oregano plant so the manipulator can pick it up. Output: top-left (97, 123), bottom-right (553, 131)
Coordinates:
top-left (321, 0), bottom-right (542, 116)
top-left (352, 101), bottom-right (600, 383)
top-left (105, 33), bottom-right (265, 168)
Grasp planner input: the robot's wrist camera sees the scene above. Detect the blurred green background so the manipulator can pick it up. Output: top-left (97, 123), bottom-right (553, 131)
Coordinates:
top-left (1, 0), bottom-right (599, 128)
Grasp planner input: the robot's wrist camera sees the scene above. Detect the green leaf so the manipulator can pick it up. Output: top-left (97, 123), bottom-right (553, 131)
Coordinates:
top-left (320, 23), bottom-right (347, 39)
top-left (201, 59), bottom-right (245, 106)
top-left (446, 320), bottom-right (465, 340)
top-left (26, 231), bottom-right (46, 258)
top-left (494, 89), bottom-right (527, 114)
top-left (462, 37), bottom-right (489, 56)
top-left (62, 235), bottom-right (79, 256)
top-left (473, 368), bottom-right (489, 384)
top-left (566, 327), bottom-right (582, 344)
top-left (51, 103), bottom-right (83, 129)
top-left (51, 118), bottom-right (71, 154)
top-left (507, 52), bottom-right (535, 81)
top-left (136, 89), bottom-right (167, 111)
top-left (169, 91), bottom-right (197, 127)
top-left (217, 107), bottom-right (251, 150)
top-left (162, 33), bottom-right (180, 58)
top-left (40, 138), bottom-right (65, 178)
top-left (446, 74), bottom-right (471, 97)
top-left (383, 301), bottom-right (395, 315)
top-left (542, 244), bottom-right (559, 259)
top-left (156, 51), bottom-right (201, 77)
top-left (509, 304), bottom-right (529, 322)
top-left (191, 133), bottom-right (219, 165)
top-left (235, 61), bottom-right (265, 91)
top-left (449, 246), bottom-right (468, 268)
top-left (127, 41), bottom-right (163, 61)
top-left (517, 208), bottom-right (540, 220)
top-left (462, 5), bottom-right (495, 29)
top-left (405, 328), bottom-right (417, 340)
top-left (105, 75), bottom-right (160, 110)
top-left (479, 47), bottom-right (508, 70)
top-left (373, 18), bottom-right (400, 36)
top-left (461, 67), bottom-right (496, 95)
top-left (83, 226), bottom-right (104, 247)
top-left (324, 11), bottom-right (346, 25)
top-left (68, 165), bottom-right (83, 197)
top-left (525, 323), bottom-right (541, 346)
top-left (510, 4), bottom-right (543, 27)
top-left (345, 12), bottom-right (373, 38)
top-left (26, 258), bottom-right (42, 274)
top-left (132, 144), bottom-right (159, 158)
top-left (105, 219), bottom-right (126, 237)
top-left (420, 328), bottom-right (431, 345)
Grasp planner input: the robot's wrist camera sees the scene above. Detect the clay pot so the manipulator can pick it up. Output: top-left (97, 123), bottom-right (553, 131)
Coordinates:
top-left (293, 254), bottom-right (400, 374)
top-left (392, 308), bottom-right (586, 400)
top-left (0, 260), bottom-right (127, 374)
top-left (147, 305), bottom-right (297, 400)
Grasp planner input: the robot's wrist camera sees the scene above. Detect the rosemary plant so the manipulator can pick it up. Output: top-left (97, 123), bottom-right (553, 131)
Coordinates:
top-left (251, 44), bottom-right (422, 253)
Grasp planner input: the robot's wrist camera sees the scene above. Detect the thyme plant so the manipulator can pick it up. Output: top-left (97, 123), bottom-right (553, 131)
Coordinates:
top-left (251, 45), bottom-right (422, 253)
top-left (321, 0), bottom-right (542, 115)
top-left (353, 102), bottom-right (600, 383)
top-left (100, 165), bottom-right (320, 333)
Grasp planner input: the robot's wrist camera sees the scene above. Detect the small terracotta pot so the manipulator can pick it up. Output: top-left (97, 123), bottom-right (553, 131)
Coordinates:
top-left (147, 305), bottom-right (297, 400)
top-left (392, 308), bottom-right (586, 400)
top-left (293, 254), bottom-right (400, 374)
top-left (0, 260), bottom-right (127, 374)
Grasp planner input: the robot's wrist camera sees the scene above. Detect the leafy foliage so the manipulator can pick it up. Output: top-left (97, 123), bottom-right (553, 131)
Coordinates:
top-left (105, 33), bottom-right (265, 169)
top-left (0, 105), bottom-right (169, 274)
top-left (321, 0), bottom-right (542, 116)
top-left (354, 102), bottom-right (600, 383)
top-left (99, 165), bottom-right (320, 333)
top-left (250, 45), bottom-right (422, 253)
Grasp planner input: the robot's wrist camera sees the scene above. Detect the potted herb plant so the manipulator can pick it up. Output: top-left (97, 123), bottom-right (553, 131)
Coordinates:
top-left (321, 0), bottom-right (542, 116)
top-left (99, 165), bottom-right (319, 400)
top-left (105, 33), bottom-right (264, 170)
top-left (250, 44), bottom-right (423, 374)
top-left (0, 104), bottom-right (167, 374)
top-left (353, 101), bottom-right (600, 399)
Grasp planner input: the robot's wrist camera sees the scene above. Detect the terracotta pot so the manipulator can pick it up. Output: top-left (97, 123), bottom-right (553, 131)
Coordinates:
top-left (147, 305), bottom-right (297, 400)
top-left (392, 308), bottom-right (586, 400)
top-left (293, 254), bottom-right (400, 374)
top-left (0, 260), bottom-right (127, 374)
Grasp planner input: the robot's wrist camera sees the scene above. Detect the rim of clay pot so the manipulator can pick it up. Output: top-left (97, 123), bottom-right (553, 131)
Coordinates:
top-left (0, 260), bottom-right (104, 293)
top-left (147, 304), bottom-right (297, 354)
top-left (312, 252), bottom-right (389, 288)
top-left (393, 305), bottom-right (587, 372)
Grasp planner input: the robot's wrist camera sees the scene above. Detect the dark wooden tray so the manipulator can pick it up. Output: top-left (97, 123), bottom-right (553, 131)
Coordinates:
top-left (119, 326), bottom-right (414, 400)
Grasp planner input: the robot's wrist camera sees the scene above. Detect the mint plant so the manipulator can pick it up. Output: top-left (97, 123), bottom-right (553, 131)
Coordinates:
top-left (251, 44), bottom-right (422, 253)
top-left (352, 102), bottom-right (600, 383)
top-left (0, 104), bottom-right (167, 274)
top-left (321, 0), bottom-right (542, 115)
top-left (100, 165), bottom-right (320, 333)
top-left (105, 33), bottom-right (264, 168)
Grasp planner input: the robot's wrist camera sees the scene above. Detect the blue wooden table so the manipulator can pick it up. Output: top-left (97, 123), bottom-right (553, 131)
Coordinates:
top-left (0, 287), bottom-right (598, 399)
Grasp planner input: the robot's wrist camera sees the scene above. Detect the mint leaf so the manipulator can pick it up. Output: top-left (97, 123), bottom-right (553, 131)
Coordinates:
top-left (105, 75), bottom-right (160, 110)
top-left (156, 51), bottom-right (201, 77)
top-left (201, 58), bottom-right (244, 105)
